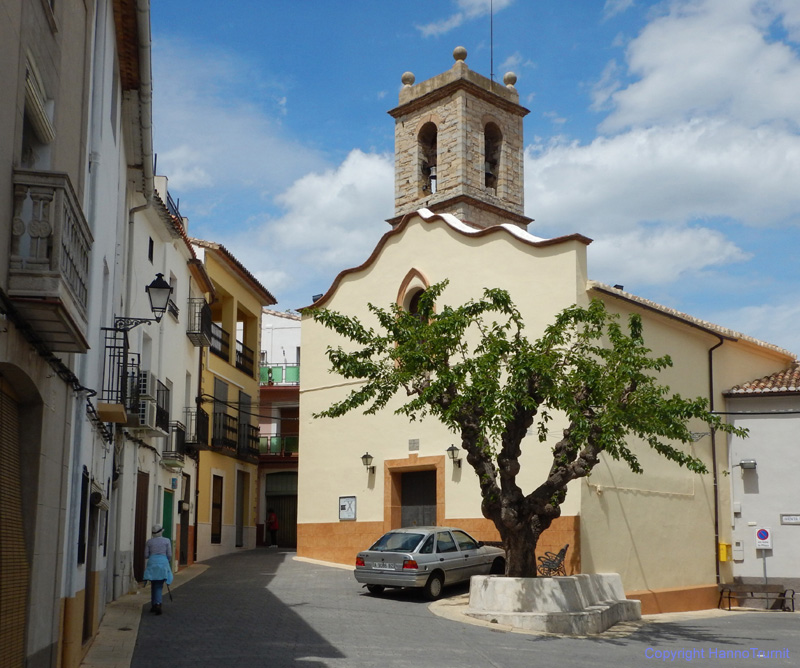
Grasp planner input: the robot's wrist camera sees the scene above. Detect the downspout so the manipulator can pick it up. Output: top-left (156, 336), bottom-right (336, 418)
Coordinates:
top-left (708, 336), bottom-right (724, 585)
top-left (136, 0), bottom-right (154, 203)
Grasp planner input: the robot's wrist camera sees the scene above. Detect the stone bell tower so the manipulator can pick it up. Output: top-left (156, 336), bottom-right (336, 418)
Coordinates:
top-left (387, 46), bottom-right (531, 230)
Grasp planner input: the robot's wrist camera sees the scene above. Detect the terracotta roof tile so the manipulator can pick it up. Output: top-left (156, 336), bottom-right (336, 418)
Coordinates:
top-left (726, 362), bottom-right (800, 395)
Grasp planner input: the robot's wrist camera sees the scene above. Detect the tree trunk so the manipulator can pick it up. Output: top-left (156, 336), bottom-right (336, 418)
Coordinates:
top-left (502, 522), bottom-right (542, 578)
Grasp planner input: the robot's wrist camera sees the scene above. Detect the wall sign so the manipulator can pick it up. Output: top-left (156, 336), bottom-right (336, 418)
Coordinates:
top-left (755, 527), bottom-right (772, 549)
top-left (339, 496), bottom-right (356, 521)
top-left (780, 514), bottom-right (800, 525)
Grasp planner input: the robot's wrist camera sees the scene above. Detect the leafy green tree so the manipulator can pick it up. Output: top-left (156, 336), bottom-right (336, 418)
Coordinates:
top-left (311, 281), bottom-right (743, 577)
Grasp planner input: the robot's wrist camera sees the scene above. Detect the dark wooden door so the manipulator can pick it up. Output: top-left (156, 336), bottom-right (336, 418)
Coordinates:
top-left (133, 471), bottom-right (150, 582)
top-left (401, 470), bottom-right (436, 527)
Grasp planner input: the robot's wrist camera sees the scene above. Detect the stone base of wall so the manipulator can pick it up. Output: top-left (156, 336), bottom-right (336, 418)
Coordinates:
top-left (626, 584), bottom-right (720, 615)
top-left (297, 515), bottom-right (581, 571)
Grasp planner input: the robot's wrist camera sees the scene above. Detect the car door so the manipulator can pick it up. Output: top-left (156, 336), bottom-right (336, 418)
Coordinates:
top-left (451, 529), bottom-right (484, 577)
top-left (434, 530), bottom-right (469, 583)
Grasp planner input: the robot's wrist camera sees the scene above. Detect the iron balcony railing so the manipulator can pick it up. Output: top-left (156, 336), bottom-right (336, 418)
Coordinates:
top-left (155, 380), bottom-right (170, 433)
top-left (259, 435), bottom-right (299, 456)
top-left (210, 322), bottom-right (230, 361)
top-left (186, 298), bottom-right (212, 347)
top-left (184, 406), bottom-right (209, 446)
top-left (163, 421), bottom-right (186, 465)
top-left (235, 339), bottom-right (255, 377)
top-left (237, 423), bottom-right (260, 460)
top-left (259, 363), bottom-right (300, 386)
top-left (212, 412), bottom-right (237, 451)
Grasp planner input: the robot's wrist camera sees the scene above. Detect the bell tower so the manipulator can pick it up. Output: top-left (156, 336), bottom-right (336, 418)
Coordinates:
top-left (387, 46), bottom-right (531, 230)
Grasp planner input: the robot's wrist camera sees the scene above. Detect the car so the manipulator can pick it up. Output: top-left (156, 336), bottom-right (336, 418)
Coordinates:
top-left (354, 526), bottom-right (506, 600)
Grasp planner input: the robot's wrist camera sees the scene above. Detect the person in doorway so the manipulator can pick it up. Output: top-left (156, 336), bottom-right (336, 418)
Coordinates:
top-left (267, 508), bottom-right (279, 548)
top-left (143, 524), bottom-right (173, 615)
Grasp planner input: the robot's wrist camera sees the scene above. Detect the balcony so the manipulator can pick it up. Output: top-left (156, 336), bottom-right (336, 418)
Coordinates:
top-left (162, 421), bottom-right (186, 468)
top-left (186, 298), bottom-right (212, 347)
top-left (8, 169), bottom-right (93, 352)
top-left (209, 322), bottom-right (230, 361)
top-left (212, 412), bottom-right (237, 451)
top-left (235, 339), bottom-right (255, 377)
top-left (237, 423), bottom-right (260, 460)
top-left (260, 435), bottom-right (299, 457)
top-left (154, 380), bottom-right (170, 434)
top-left (184, 406), bottom-right (209, 447)
top-left (260, 363), bottom-right (300, 386)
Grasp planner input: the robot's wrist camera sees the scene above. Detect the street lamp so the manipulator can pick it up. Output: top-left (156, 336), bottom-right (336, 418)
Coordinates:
top-left (114, 273), bottom-right (174, 331)
top-left (447, 444), bottom-right (461, 468)
top-left (361, 452), bottom-right (375, 475)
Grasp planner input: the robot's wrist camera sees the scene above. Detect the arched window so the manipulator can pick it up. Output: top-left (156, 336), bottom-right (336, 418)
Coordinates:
top-left (407, 289), bottom-right (425, 319)
top-left (418, 122), bottom-right (438, 194)
top-left (484, 122), bottom-right (502, 190)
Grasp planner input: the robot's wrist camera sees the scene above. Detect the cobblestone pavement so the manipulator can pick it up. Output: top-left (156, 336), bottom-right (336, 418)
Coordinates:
top-left (129, 549), bottom-right (798, 668)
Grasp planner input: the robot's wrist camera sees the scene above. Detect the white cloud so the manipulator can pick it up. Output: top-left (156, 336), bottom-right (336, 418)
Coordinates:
top-left (151, 39), bottom-right (324, 196)
top-left (224, 150), bottom-right (394, 308)
top-left (604, 0), bottom-right (635, 20)
top-left (525, 120), bottom-right (800, 235)
top-left (417, 0), bottom-right (515, 38)
top-left (707, 300), bottom-right (800, 356)
top-left (600, 0), bottom-right (800, 132)
top-left (589, 224), bottom-right (749, 286)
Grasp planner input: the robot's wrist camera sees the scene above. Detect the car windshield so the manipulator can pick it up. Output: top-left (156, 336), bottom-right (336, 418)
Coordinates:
top-left (369, 532), bottom-right (425, 553)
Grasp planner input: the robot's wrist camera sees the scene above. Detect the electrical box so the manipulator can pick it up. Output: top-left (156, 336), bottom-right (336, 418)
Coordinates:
top-left (718, 542), bottom-right (732, 562)
top-left (732, 540), bottom-right (745, 561)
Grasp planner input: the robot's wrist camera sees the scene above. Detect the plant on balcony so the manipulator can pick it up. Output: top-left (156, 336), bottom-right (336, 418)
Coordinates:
top-left (311, 281), bottom-right (744, 578)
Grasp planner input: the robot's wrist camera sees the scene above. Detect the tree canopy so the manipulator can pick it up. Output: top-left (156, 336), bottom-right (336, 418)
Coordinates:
top-left (311, 281), bottom-right (744, 576)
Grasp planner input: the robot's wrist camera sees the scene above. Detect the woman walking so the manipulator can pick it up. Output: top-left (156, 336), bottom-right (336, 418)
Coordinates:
top-left (143, 524), bottom-right (173, 615)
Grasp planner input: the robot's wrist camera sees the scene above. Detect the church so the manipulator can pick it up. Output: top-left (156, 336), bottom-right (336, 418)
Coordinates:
top-left (296, 48), bottom-right (793, 613)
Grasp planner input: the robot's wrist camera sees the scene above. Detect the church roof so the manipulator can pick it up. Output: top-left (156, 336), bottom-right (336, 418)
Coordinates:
top-left (588, 282), bottom-right (795, 360)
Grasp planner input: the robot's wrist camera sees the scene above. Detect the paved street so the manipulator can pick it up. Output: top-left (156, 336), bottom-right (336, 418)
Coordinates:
top-left (130, 549), bottom-right (798, 668)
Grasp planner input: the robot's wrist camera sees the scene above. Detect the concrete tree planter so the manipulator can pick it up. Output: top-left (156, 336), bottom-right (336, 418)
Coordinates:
top-left (466, 574), bottom-right (641, 635)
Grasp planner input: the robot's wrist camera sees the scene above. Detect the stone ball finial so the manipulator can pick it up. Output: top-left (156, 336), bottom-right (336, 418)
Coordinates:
top-left (401, 71), bottom-right (415, 86)
top-left (453, 46), bottom-right (468, 62)
top-left (503, 72), bottom-right (517, 87)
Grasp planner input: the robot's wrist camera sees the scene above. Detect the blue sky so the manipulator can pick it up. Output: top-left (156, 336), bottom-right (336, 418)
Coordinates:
top-left (150, 0), bottom-right (800, 356)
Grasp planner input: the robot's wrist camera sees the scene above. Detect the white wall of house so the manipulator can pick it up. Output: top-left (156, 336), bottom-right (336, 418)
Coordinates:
top-left (726, 395), bottom-right (800, 587)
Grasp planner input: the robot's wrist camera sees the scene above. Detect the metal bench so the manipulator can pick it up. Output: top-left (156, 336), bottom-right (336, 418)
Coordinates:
top-left (718, 583), bottom-right (796, 611)
top-left (537, 544), bottom-right (569, 577)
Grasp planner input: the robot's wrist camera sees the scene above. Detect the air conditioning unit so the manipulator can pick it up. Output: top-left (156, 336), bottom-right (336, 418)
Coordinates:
top-left (138, 370), bottom-right (157, 401)
top-left (138, 400), bottom-right (157, 431)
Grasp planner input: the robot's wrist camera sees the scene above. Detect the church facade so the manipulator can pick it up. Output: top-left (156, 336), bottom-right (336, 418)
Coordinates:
top-left (297, 48), bottom-right (793, 614)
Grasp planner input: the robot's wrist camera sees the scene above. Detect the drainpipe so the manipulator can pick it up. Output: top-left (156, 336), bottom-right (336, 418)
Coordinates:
top-left (708, 336), bottom-right (724, 584)
top-left (136, 0), bottom-right (154, 203)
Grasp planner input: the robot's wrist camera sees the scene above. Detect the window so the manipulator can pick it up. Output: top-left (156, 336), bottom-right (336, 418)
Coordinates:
top-left (419, 534), bottom-right (435, 554)
top-left (436, 531), bottom-right (458, 553)
top-left (418, 122), bottom-right (438, 194)
top-left (148, 237), bottom-right (154, 263)
top-left (453, 530), bottom-right (479, 551)
top-left (211, 475), bottom-right (223, 543)
top-left (484, 122), bottom-right (502, 189)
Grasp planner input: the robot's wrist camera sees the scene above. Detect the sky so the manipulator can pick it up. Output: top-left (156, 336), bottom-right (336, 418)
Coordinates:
top-left (149, 0), bottom-right (800, 356)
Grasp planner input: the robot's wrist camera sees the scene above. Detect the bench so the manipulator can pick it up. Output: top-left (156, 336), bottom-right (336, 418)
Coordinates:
top-left (717, 583), bottom-right (796, 611)
top-left (537, 544), bottom-right (569, 577)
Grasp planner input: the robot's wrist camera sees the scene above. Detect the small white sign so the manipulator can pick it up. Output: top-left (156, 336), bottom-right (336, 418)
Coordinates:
top-left (755, 527), bottom-right (772, 549)
top-left (339, 496), bottom-right (356, 521)
top-left (780, 514), bottom-right (800, 525)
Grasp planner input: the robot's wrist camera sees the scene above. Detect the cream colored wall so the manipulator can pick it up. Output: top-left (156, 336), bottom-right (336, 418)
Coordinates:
top-left (299, 214), bottom-right (589, 528)
top-left (579, 296), bottom-right (792, 592)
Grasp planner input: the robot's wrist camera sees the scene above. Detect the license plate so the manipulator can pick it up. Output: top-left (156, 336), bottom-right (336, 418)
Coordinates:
top-left (372, 563), bottom-right (396, 570)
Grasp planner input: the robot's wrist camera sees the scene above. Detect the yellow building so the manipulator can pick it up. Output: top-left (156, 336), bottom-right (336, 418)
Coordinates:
top-left (191, 239), bottom-right (276, 560)
top-left (297, 49), bottom-right (795, 614)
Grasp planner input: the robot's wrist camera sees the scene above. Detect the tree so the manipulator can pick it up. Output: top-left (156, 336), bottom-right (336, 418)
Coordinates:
top-left (311, 281), bottom-right (743, 577)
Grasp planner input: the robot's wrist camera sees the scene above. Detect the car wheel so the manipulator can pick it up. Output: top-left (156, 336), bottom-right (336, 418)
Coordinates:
top-left (366, 584), bottom-right (385, 595)
top-left (490, 557), bottom-right (505, 575)
top-left (423, 572), bottom-right (444, 601)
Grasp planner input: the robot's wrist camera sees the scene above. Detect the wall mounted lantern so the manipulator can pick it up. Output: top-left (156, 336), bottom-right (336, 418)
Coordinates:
top-left (114, 273), bottom-right (174, 331)
top-left (447, 444), bottom-right (461, 468)
top-left (361, 452), bottom-right (375, 475)
top-left (734, 459), bottom-right (757, 470)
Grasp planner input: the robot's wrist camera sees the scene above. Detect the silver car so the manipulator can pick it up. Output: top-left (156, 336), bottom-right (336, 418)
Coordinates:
top-left (354, 526), bottom-right (506, 600)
